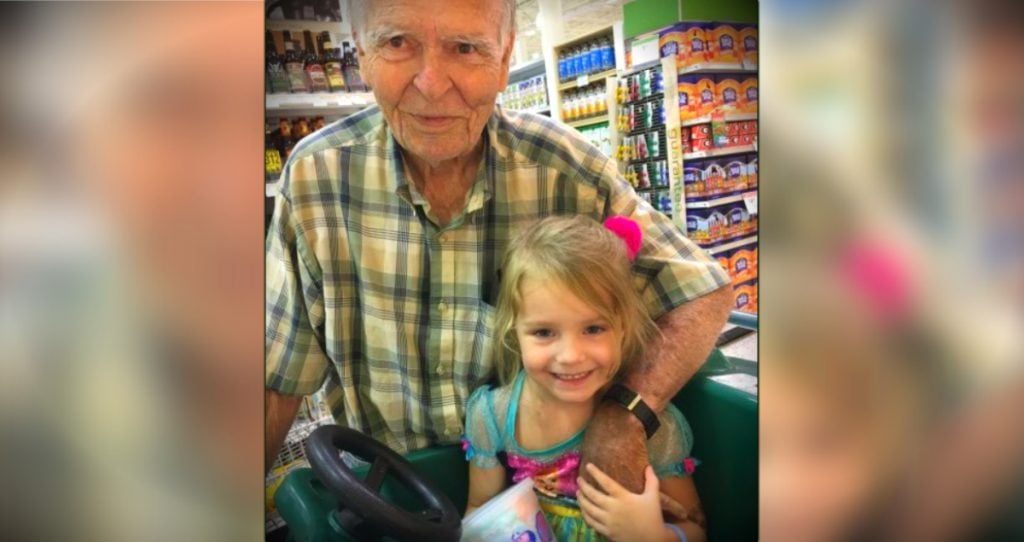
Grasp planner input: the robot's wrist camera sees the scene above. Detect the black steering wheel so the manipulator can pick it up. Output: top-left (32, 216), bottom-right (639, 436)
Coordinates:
top-left (305, 425), bottom-right (462, 542)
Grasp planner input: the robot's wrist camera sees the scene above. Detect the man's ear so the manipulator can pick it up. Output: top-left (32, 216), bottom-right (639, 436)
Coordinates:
top-left (498, 30), bottom-right (516, 89)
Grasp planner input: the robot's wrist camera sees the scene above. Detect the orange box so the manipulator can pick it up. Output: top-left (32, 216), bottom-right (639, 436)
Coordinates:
top-left (726, 122), bottom-right (740, 135)
top-left (690, 123), bottom-right (711, 139)
top-left (740, 134), bottom-right (754, 146)
top-left (740, 78), bottom-right (758, 114)
top-left (739, 121), bottom-right (756, 134)
top-left (716, 77), bottom-right (742, 112)
top-left (733, 281), bottom-right (756, 312)
top-left (693, 76), bottom-right (717, 117)
top-left (684, 23), bottom-right (710, 68)
top-left (677, 78), bottom-right (698, 121)
top-left (660, 24), bottom-right (687, 66)
top-left (727, 135), bottom-right (741, 147)
top-left (708, 24), bottom-right (742, 67)
top-left (731, 248), bottom-right (757, 283)
top-left (739, 25), bottom-right (758, 67)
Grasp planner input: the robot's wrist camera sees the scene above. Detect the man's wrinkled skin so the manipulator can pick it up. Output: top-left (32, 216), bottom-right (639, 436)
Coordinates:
top-left (581, 285), bottom-right (733, 494)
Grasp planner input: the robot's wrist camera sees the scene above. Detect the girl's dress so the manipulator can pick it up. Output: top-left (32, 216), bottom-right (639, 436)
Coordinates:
top-left (462, 370), bottom-right (700, 542)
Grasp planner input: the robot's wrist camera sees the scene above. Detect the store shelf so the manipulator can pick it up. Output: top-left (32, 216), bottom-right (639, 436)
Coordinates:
top-left (686, 191), bottom-right (756, 209)
top-left (508, 106), bottom-right (550, 116)
top-left (679, 63), bottom-right (757, 75)
top-left (565, 115), bottom-right (610, 128)
top-left (684, 144), bottom-right (757, 160)
top-left (266, 19), bottom-right (346, 34)
top-left (707, 235), bottom-right (757, 255)
top-left (557, 68), bottom-right (617, 91)
top-left (266, 91), bottom-right (375, 116)
top-left (681, 112), bottom-right (757, 127)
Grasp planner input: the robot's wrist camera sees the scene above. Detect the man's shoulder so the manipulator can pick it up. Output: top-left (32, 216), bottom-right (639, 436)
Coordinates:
top-left (286, 105), bottom-right (386, 165)
top-left (491, 108), bottom-right (616, 187)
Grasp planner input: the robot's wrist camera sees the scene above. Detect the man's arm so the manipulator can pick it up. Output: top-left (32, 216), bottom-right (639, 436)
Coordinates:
top-left (580, 284), bottom-right (733, 492)
top-left (265, 389), bottom-right (304, 474)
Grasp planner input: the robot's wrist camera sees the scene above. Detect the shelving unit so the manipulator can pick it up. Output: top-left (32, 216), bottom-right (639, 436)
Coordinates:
top-left (567, 115), bottom-right (611, 129)
top-left (556, 68), bottom-right (618, 91)
top-left (707, 235), bottom-right (757, 255)
top-left (683, 143), bottom-right (757, 160)
top-left (685, 190), bottom-right (756, 209)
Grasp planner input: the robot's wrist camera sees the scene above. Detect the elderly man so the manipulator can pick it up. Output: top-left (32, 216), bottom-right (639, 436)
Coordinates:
top-left (265, 0), bottom-right (732, 499)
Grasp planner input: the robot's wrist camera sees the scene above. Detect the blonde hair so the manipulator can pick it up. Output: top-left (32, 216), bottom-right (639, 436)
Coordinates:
top-left (492, 215), bottom-right (658, 385)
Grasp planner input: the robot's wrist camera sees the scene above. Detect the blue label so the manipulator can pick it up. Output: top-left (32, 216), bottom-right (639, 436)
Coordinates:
top-left (602, 46), bottom-right (614, 69)
top-left (558, 58), bottom-right (566, 80)
top-left (744, 37), bottom-right (757, 50)
top-left (729, 208), bottom-right (746, 223)
top-left (735, 257), bottom-right (748, 272)
top-left (721, 36), bottom-right (734, 50)
top-left (686, 216), bottom-right (698, 230)
top-left (581, 51), bottom-right (591, 73)
top-left (701, 89), bottom-right (713, 103)
top-left (572, 53), bottom-right (582, 76)
top-left (747, 87), bottom-right (758, 100)
top-left (724, 88), bottom-right (737, 103)
top-left (590, 48), bottom-right (601, 71)
top-left (729, 163), bottom-right (741, 177)
top-left (737, 293), bottom-right (749, 307)
top-left (662, 43), bottom-right (678, 57)
top-left (684, 168), bottom-right (699, 183)
top-left (679, 92), bottom-right (689, 106)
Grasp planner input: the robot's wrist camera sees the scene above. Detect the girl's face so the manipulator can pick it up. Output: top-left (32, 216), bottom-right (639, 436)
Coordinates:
top-left (514, 277), bottom-right (622, 405)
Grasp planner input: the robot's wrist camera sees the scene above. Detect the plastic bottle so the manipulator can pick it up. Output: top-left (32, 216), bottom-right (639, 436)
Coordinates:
top-left (601, 37), bottom-right (614, 71)
top-left (580, 43), bottom-right (592, 76)
top-left (558, 51), bottom-right (567, 82)
top-left (589, 40), bottom-right (602, 74)
top-left (572, 47), bottom-right (583, 79)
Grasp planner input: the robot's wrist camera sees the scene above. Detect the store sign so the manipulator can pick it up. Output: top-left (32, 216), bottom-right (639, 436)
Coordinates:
top-left (631, 35), bottom-right (660, 67)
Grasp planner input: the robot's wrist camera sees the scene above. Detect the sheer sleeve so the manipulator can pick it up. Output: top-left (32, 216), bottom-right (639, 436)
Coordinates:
top-left (462, 385), bottom-right (503, 469)
top-left (648, 404), bottom-right (700, 478)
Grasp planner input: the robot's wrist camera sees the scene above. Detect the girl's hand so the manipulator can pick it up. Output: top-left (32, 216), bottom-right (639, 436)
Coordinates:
top-left (577, 463), bottom-right (671, 542)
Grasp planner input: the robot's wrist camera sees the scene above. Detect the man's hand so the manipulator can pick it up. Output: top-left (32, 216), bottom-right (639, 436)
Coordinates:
top-left (579, 401), bottom-right (647, 493)
top-left (578, 464), bottom-right (671, 542)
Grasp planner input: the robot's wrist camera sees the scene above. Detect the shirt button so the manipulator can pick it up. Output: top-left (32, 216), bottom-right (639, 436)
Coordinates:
top-left (436, 365), bottom-right (447, 376)
top-left (438, 301), bottom-right (448, 313)
top-left (439, 233), bottom-right (449, 243)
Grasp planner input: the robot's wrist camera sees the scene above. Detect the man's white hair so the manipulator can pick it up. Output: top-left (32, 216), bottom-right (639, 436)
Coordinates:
top-left (349, 0), bottom-right (516, 47)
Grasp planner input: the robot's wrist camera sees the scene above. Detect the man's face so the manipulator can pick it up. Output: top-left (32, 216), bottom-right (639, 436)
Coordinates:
top-left (357, 0), bottom-right (514, 166)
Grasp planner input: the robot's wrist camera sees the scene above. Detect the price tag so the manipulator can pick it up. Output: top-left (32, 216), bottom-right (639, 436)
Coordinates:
top-left (576, 74), bottom-right (589, 88)
top-left (743, 192), bottom-right (758, 215)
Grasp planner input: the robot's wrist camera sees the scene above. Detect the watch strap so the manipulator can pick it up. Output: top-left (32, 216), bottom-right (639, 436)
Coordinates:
top-left (603, 383), bottom-right (660, 439)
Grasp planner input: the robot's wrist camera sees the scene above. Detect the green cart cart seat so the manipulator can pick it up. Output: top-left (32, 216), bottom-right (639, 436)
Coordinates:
top-left (274, 348), bottom-right (757, 541)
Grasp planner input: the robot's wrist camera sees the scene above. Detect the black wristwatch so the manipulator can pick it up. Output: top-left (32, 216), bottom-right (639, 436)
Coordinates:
top-left (603, 383), bottom-right (660, 439)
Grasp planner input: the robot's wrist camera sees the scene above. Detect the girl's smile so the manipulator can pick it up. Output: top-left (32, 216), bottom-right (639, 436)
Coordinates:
top-left (514, 277), bottom-right (622, 405)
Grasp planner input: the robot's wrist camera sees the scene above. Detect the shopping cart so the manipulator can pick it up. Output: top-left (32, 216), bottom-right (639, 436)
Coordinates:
top-left (274, 314), bottom-right (758, 541)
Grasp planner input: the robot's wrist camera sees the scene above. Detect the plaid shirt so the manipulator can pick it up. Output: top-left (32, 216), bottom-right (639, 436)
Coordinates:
top-left (266, 106), bottom-right (730, 454)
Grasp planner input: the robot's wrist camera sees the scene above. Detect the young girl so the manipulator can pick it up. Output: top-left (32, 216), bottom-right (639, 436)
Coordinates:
top-left (462, 215), bottom-right (706, 542)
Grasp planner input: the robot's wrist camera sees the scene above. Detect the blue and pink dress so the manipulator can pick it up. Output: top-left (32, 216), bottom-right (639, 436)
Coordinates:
top-left (463, 370), bottom-right (699, 541)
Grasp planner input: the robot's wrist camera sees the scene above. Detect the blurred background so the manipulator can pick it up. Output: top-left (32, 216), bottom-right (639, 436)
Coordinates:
top-left (759, 0), bottom-right (1024, 540)
top-left (0, 0), bottom-right (1021, 540)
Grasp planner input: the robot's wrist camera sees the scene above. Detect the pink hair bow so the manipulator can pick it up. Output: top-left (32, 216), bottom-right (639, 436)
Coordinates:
top-left (603, 216), bottom-right (643, 262)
